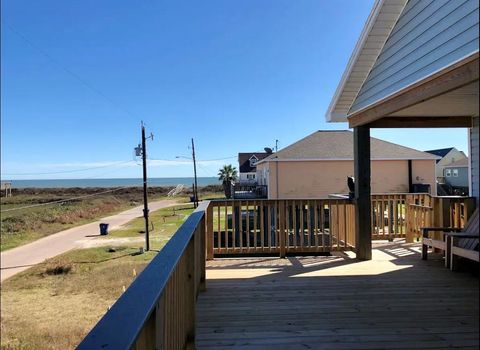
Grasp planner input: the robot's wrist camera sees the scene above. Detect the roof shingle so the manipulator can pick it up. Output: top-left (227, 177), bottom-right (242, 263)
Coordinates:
top-left (259, 130), bottom-right (438, 163)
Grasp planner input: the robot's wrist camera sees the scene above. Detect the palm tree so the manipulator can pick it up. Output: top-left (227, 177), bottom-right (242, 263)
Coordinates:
top-left (218, 164), bottom-right (238, 198)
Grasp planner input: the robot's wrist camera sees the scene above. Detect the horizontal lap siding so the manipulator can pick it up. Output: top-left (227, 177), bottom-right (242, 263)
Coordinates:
top-left (271, 160), bottom-right (434, 198)
top-left (350, 0), bottom-right (480, 114)
top-left (471, 117), bottom-right (479, 203)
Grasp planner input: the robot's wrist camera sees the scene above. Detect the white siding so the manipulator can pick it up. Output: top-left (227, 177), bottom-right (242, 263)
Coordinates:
top-left (471, 116), bottom-right (479, 203)
top-left (350, 0), bottom-right (480, 113)
top-left (239, 173), bottom-right (256, 182)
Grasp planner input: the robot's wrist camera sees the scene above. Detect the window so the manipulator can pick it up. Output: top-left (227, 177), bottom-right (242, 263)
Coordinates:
top-left (247, 174), bottom-right (255, 180)
top-left (453, 169), bottom-right (458, 177)
top-left (249, 156), bottom-right (258, 167)
top-left (445, 169), bottom-right (451, 177)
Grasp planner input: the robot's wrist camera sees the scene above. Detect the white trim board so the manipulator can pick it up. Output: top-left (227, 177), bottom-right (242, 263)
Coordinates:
top-left (257, 157), bottom-right (439, 165)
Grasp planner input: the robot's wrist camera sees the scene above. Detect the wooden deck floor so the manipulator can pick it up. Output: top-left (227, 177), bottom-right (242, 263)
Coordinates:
top-left (196, 242), bottom-right (479, 349)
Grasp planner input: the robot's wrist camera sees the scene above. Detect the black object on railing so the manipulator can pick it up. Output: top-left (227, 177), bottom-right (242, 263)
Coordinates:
top-left (77, 203), bottom-right (207, 349)
top-left (347, 176), bottom-right (355, 200)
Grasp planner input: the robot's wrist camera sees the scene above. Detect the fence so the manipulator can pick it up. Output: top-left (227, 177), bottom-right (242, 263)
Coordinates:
top-left (206, 199), bottom-right (356, 258)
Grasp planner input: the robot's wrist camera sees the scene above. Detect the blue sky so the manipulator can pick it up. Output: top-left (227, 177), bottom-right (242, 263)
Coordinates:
top-left (1, 0), bottom-right (469, 179)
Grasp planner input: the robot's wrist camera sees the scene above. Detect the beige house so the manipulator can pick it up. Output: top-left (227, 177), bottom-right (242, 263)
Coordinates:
top-left (256, 130), bottom-right (438, 199)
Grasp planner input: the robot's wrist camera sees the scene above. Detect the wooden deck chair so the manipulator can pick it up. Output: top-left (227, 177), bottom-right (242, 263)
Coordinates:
top-left (422, 208), bottom-right (478, 268)
top-left (445, 209), bottom-right (479, 270)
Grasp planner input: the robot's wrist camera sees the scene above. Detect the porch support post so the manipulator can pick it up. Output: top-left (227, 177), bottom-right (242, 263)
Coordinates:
top-left (354, 126), bottom-right (372, 260)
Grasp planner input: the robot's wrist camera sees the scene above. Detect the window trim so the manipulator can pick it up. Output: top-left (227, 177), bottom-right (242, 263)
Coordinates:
top-left (249, 156), bottom-right (258, 167)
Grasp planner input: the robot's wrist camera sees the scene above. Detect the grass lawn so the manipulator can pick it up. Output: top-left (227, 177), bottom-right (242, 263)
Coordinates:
top-left (0, 204), bottom-right (195, 350)
top-left (104, 204), bottom-right (195, 246)
top-left (0, 187), bottom-right (222, 251)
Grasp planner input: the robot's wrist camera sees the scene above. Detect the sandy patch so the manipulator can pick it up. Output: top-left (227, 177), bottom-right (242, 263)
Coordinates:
top-left (75, 237), bottom-right (144, 248)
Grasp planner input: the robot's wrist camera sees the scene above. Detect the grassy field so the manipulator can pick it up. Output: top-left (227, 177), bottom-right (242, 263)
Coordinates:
top-left (0, 203), bottom-right (196, 350)
top-left (0, 186), bottom-right (222, 251)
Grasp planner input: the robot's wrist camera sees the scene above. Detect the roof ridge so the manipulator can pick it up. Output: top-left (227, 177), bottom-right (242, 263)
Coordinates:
top-left (425, 147), bottom-right (455, 152)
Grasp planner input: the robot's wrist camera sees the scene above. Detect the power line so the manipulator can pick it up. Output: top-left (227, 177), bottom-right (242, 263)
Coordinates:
top-left (76, 163), bottom-right (138, 180)
top-left (1, 187), bottom-right (138, 213)
top-left (1, 156), bottom-right (235, 177)
top-left (196, 163), bottom-right (217, 177)
top-left (4, 22), bottom-right (137, 119)
top-left (200, 156), bottom-right (237, 162)
top-left (1, 160), bottom-right (135, 176)
top-left (147, 156), bottom-right (237, 162)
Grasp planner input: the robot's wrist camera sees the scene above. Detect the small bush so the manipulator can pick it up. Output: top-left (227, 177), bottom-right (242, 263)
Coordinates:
top-left (43, 261), bottom-right (73, 276)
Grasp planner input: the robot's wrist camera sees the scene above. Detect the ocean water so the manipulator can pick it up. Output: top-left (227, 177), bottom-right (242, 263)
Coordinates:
top-left (8, 177), bottom-right (221, 189)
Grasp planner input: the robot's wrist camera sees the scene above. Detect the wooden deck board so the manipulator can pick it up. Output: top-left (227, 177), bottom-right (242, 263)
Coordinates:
top-left (196, 242), bottom-right (479, 349)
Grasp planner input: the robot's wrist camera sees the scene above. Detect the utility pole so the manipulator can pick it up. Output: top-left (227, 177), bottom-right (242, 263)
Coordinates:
top-left (139, 122), bottom-right (153, 251)
top-left (275, 139), bottom-right (279, 152)
top-left (191, 138), bottom-right (199, 208)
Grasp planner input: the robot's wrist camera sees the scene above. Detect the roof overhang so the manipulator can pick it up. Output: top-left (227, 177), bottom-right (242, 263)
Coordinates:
top-left (348, 52), bottom-right (479, 128)
top-left (443, 164), bottom-right (469, 168)
top-left (325, 0), bottom-right (408, 123)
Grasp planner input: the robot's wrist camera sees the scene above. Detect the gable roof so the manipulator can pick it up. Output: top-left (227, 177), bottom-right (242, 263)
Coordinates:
top-left (444, 158), bottom-right (469, 168)
top-left (238, 152), bottom-right (271, 173)
top-left (258, 130), bottom-right (438, 163)
top-left (326, 0), bottom-right (408, 122)
top-left (425, 147), bottom-right (455, 158)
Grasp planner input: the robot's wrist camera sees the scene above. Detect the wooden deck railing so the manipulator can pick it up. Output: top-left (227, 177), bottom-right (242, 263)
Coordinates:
top-left (77, 203), bottom-right (207, 350)
top-left (206, 199), bottom-right (356, 258)
top-left (406, 194), bottom-right (476, 242)
top-left (206, 194), bottom-right (476, 257)
top-left (371, 194), bottom-right (407, 240)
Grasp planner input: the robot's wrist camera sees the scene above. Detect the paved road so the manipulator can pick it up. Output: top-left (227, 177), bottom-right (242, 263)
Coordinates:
top-left (1, 199), bottom-right (179, 282)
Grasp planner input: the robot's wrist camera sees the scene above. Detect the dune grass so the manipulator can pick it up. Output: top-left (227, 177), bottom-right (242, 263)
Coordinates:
top-left (0, 187), bottom-right (223, 251)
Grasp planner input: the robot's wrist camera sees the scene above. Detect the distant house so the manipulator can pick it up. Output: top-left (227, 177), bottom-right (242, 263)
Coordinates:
top-left (1, 181), bottom-right (12, 197)
top-left (238, 152), bottom-right (271, 183)
top-left (425, 147), bottom-right (467, 182)
top-left (256, 130), bottom-right (438, 199)
top-left (443, 158), bottom-right (469, 190)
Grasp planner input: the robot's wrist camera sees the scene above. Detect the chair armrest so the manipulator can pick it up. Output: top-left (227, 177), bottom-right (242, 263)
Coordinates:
top-left (422, 227), bottom-right (463, 238)
top-left (444, 232), bottom-right (479, 239)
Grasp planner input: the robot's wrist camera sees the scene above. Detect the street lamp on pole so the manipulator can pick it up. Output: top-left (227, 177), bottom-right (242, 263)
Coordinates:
top-left (176, 155), bottom-right (199, 207)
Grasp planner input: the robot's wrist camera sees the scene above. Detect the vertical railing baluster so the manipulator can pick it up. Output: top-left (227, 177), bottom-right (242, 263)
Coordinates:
top-left (253, 200), bottom-right (258, 251)
top-left (260, 201), bottom-right (265, 250)
top-left (224, 204), bottom-right (228, 254)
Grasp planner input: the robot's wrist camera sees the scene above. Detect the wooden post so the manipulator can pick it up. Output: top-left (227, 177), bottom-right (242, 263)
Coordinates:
top-left (433, 197), bottom-right (449, 251)
top-left (206, 204), bottom-right (214, 260)
top-left (279, 200), bottom-right (286, 258)
top-left (354, 126), bottom-right (372, 260)
top-left (198, 217), bottom-right (206, 292)
top-left (405, 194), bottom-right (413, 243)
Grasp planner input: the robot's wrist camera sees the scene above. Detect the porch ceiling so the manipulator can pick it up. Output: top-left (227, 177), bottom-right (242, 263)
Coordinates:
top-left (348, 53), bottom-right (479, 128)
